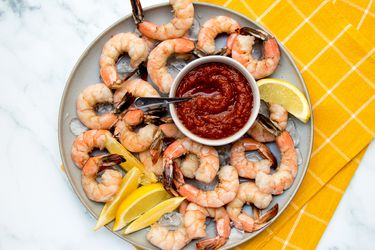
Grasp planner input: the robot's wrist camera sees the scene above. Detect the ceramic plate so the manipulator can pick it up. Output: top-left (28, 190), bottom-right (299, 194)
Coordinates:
top-left (58, 2), bottom-right (313, 249)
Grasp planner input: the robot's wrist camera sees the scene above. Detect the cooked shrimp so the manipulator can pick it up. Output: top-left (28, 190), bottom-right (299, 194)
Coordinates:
top-left (231, 28), bottom-right (280, 79)
top-left (139, 150), bottom-right (164, 176)
top-left (113, 79), bottom-right (160, 108)
top-left (132, 0), bottom-right (194, 41)
top-left (76, 83), bottom-right (117, 130)
top-left (269, 103), bottom-right (288, 130)
top-left (147, 219), bottom-right (191, 250)
top-left (147, 38), bottom-right (195, 93)
top-left (140, 123), bottom-right (185, 176)
top-left (114, 115), bottom-right (160, 153)
top-left (197, 16), bottom-right (240, 55)
top-left (159, 123), bottom-right (184, 139)
top-left (99, 32), bottom-right (148, 88)
top-left (255, 131), bottom-right (297, 195)
top-left (163, 137), bottom-right (219, 183)
top-left (226, 182), bottom-right (278, 232)
top-left (180, 154), bottom-right (199, 179)
top-left (71, 129), bottom-right (111, 169)
top-left (230, 138), bottom-right (276, 179)
top-left (247, 120), bottom-right (275, 143)
top-left (172, 164), bottom-right (239, 208)
top-left (184, 203), bottom-right (231, 250)
top-left (81, 154), bottom-right (124, 202)
top-left (247, 103), bottom-right (288, 142)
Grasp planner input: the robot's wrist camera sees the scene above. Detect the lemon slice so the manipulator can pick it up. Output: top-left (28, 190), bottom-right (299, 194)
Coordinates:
top-left (257, 78), bottom-right (311, 123)
top-left (124, 197), bottom-right (185, 235)
top-left (94, 167), bottom-right (141, 231)
top-left (105, 134), bottom-right (157, 185)
top-left (113, 183), bottom-right (170, 231)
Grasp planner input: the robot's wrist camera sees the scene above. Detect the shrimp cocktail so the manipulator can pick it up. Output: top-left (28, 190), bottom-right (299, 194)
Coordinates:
top-left (63, 0), bottom-right (312, 249)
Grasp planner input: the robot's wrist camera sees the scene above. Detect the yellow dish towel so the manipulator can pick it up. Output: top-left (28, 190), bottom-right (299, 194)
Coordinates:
top-left (196, 0), bottom-right (375, 249)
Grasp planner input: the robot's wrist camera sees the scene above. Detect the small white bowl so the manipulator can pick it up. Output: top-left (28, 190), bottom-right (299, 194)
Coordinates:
top-left (169, 56), bottom-right (260, 146)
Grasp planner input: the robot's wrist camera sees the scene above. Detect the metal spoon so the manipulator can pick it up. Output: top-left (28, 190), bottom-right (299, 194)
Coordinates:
top-left (133, 96), bottom-right (192, 110)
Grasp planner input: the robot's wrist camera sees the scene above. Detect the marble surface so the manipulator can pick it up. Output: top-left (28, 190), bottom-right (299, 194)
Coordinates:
top-left (0, 0), bottom-right (373, 249)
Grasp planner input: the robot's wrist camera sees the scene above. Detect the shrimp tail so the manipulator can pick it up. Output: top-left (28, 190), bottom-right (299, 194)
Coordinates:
top-left (253, 204), bottom-right (279, 230)
top-left (99, 154), bottom-right (126, 167)
top-left (130, 0), bottom-right (143, 25)
top-left (257, 114), bottom-right (281, 136)
top-left (163, 159), bottom-right (178, 195)
top-left (114, 92), bottom-right (136, 114)
top-left (192, 47), bottom-right (228, 58)
top-left (238, 27), bottom-right (269, 40)
top-left (97, 154), bottom-right (125, 172)
top-left (143, 107), bottom-right (168, 125)
top-left (196, 236), bottom-right (227, 250)
top-left (149, 131), bottom-right (163, 164)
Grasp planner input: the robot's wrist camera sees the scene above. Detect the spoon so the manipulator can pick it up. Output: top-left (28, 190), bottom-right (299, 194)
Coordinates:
top-left (133, 96), bottom-right (192, 110)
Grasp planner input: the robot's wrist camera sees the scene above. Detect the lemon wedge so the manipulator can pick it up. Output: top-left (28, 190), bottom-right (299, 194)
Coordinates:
top-left (94, 167), bottom-right (141, 231)
top-left (113, 183), bottom-right (170, 231)
top-left (124, 197), bottom-right (185, 235)
top-left (105, 134), bottom-right (157, 185)
top-left (257, 78), bottom-right (311, 123)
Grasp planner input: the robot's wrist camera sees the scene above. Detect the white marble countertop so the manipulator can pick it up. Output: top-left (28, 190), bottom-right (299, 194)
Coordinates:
top-left (0, 0), bottom-right (373, 249)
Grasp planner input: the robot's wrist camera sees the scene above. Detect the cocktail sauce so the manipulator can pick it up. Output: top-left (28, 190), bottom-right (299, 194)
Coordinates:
top-left (175, 62), bottom-right (253, 139)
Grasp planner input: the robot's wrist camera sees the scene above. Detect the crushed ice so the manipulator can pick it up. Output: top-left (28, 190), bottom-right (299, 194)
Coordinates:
top-left (159, 212), bottom-right (183, 230)
top-left (286, 119), bottom-right (300, 147)
top-left (116, 55), bottom-right (135, 75)
top-left (69, 118), bottom-right (88, 136)
top-left (96, 103), bottom-right (113, 115)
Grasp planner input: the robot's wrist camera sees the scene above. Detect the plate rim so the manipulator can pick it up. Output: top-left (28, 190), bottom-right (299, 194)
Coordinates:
top-left (58, 2), bottom-right (314, 249)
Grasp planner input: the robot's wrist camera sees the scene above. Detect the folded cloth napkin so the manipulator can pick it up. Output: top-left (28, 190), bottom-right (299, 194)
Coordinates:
top-left (198, 0), bottom-right (375, 248)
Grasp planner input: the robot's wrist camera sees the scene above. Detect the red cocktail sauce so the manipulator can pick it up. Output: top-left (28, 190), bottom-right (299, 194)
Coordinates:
top-left (175, 62), bottom-right (253, 139)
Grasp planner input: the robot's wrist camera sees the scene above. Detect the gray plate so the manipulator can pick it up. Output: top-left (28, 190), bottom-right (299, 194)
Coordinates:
top-left (58, 2), bottom-right (313, 249)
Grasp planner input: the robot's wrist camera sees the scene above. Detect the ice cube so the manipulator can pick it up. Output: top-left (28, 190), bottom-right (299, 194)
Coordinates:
top-left (246, 152), bottom-right (263, 161)
top-left (187, 17), bottom-right (201, 40)
top-left (259, 101), bottom-right (269, 116)
top-left (168, 58), bottom-right (188, 78)
top-left (286, 119), bottom-right (300, 147)
top-left (116, 55), bottom-right (135, 75)
top-left (96, 103), bottom-right (113, 115)
top-left (159, 212), bottom-right (183, 230)
top-left (69, 118), bottom-right (88, 136)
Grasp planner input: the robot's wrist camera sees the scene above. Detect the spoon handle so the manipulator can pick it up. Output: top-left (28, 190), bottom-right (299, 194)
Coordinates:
top-left (133, 97), bottom-right (192, 109)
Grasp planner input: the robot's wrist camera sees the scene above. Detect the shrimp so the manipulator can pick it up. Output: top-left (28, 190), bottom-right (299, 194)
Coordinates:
top-left (247, 120), bottom-right (275, 143)
top-left (139, 123), bottom-right (184, 176)
top-left (269, 103), bottom-right (288, 130)
top-left (184, 203), bottom-right (231, 250)
top-left (147, 218), bottom-right (191, 250)
top-left (231, 27), bottom-right (280, 79)
top-left (99, 32), bottom-right (148, 88)
top-left (113, 79), bottom-right (160, 108)
top-left (76, 83), bottom-right (117, 130)
top-left (81, 154), bottom-right (124, 202)
top-left (226, 182), bottom-right (278, 232)
top-left (71, 129), bottom-right (112, 169)
top-left (114, 115), bottom-right (160, 153)
top-left (132, 0), bottom-right (194, 41)
top-left (247, 103), bottom-right (288, 142)
top-left (163, 137), bottom-right (219, 183)
top-left (147, 38), bottom-right (195, 93)
top-left (139, 150), bottom-right (164, 176)
top-left (196, 16), bottom-right (240, 55)
top-left (180, 154), bottom-right (199, 179)
top-left (255, 115), bottom-right (297, 195)
top-left (230, 138), bottom-right (276, 179)
top-left (172, 164), bottom-right (239, 208)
